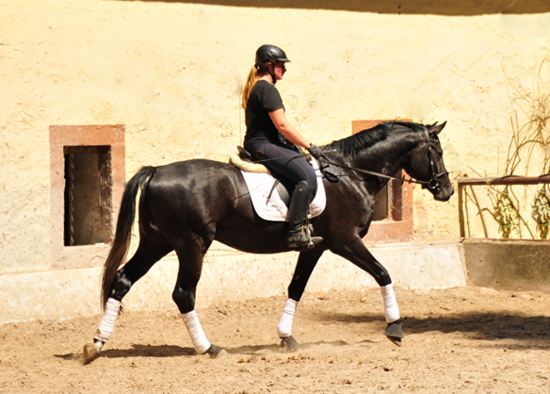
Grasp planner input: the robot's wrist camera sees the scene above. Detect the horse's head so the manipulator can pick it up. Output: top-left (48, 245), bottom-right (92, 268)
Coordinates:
top-left (404, 122), bottom-right (454, 202)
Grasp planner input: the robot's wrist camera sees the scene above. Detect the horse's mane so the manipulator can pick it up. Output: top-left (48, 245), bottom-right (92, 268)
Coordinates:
top-left (325, 121), bottom-right (426, 157)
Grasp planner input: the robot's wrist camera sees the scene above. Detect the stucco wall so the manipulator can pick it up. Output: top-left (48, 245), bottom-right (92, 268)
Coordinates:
top-left (1, 1), bottom-right (549, 276)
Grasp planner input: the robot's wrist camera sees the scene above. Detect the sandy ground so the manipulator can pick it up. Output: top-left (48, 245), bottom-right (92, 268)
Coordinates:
top-left (1, 285), bottom-right (549, 393)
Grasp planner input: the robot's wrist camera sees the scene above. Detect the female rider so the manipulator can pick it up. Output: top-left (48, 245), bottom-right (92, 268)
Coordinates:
top-left (241, 44), bottom-right (323, 249)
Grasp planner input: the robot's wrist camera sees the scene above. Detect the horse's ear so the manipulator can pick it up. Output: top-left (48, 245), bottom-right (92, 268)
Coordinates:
top-left (429, 121), bottom-right (447, 135)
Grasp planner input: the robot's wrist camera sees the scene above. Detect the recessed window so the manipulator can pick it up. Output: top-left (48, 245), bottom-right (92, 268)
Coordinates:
top-left (63, 145), bottom-right (113, 246)
top-left (371, 175), bottom-right (407, 222)
top-left (373, 184), bottom-right (389, 221)
top-left (50, 125), bottom-right (125, 269)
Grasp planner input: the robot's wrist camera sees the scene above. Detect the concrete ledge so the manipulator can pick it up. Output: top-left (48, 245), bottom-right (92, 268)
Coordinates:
top-left (0, 241), bottom-right (466, 324)
top-left (463, 238), bottom-right (550, 293)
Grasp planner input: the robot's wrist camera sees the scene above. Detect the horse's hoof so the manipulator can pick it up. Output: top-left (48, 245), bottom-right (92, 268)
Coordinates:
top-left (279, 336), bottom-right (300, 352)
top-left (206, 345), bottom-right (227, 359)
top-left (82, 343), bottom-right (100, 365)
top-left (384, 319), bottom-right (404, 347)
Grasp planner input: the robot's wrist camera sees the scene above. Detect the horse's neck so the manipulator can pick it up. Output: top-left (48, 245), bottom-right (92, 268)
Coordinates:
top-left (351, 134), bottom-right (416, 179)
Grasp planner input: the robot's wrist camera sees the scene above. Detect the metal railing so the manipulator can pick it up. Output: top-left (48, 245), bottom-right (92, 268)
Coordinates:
top-left (458, 175), bottom-right (550, 238)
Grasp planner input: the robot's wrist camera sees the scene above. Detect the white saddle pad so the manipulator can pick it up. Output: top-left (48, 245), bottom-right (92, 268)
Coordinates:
top-left (240, 159), bottom-right (326, 222)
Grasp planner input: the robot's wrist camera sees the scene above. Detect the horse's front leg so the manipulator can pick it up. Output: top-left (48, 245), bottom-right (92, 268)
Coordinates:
top-left (332, 239), bottom-right (404, 345)
top-left (278, 249), bottom-right (324, 352)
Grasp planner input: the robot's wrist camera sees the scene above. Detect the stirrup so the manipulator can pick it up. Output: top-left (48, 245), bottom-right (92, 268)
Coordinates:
top-left (287, 225), bottom-right (323, 249)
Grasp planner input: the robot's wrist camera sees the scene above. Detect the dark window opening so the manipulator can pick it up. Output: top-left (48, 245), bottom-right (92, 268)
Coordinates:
top-left (373, 184), bottom-right (389, 221)
top-left (351, 120), bottom-right (409, 223)
top-left (351, 119), bottom-right (413, 243)
top-left (63, 146), bottom-right (113, 246)
top-left (373, 175), bottom-right (406, 221)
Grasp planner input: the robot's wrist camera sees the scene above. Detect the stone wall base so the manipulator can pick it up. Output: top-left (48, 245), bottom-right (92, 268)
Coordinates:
top-left (1, 241), bottom-right (466, 324)
top-left (463, 239), bottom-right (550, 293)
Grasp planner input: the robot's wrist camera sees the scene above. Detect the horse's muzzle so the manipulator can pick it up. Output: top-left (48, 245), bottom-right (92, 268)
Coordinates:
top-left (433, 183), bottom-right (454, 201)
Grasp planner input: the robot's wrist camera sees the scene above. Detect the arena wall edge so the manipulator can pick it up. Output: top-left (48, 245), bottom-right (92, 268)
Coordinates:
top-left (0, 240), bottom-right (466, 325)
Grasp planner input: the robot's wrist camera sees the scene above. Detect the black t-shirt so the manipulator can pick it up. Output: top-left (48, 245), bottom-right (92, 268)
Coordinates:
top-left (244, 80), bottom-right (285, 145)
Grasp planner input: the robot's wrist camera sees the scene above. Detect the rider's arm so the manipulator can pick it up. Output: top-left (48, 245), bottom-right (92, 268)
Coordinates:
top-left (269, 108), bottom-right (312, 149)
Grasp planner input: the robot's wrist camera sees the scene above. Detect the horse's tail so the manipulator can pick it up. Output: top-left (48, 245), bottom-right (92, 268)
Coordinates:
top-left (101, 166), bottom-right (157, 309)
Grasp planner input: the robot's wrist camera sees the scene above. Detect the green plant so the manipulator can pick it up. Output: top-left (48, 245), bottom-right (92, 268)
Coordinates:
top-left (483, 186), bottom-right (523, 238)
top-left (532, 186), bottom-right (550, 239)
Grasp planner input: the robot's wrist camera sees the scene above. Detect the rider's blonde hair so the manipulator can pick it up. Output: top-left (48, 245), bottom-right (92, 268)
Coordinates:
top-left (241, 66), bottom-right (260, 110)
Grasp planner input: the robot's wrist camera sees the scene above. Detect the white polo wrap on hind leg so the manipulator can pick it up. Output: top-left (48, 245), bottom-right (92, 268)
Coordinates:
top-left (94, 298), bottom-right (121, 351)
top-left (381, 283), bottom-right (400, 323)
top-left (277, 298), bottom-right (298, 338)
top-left (182, 310), bottom-right (211, 354)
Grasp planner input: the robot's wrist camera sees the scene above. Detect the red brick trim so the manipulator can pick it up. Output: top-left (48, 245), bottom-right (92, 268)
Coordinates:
top-left (49, 125), bottom-right (125, 269)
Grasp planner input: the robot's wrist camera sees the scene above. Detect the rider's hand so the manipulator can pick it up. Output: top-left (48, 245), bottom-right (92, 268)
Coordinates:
top-left (307, 144), bottom-right (323, 159)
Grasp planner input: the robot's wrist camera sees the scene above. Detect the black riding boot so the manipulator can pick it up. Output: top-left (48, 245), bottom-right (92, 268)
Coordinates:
top-left (287, 181), bottom-right (324, 248)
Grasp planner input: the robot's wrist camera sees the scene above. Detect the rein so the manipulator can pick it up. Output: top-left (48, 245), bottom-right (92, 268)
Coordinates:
top-left (319, 126), bottom-right (448, 191)
top-left (316, 157), bottom-right (428, 186)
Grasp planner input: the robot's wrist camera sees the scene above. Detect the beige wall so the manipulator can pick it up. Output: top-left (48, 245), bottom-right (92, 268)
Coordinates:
top-left (1, 0), bottom-right (549, 275)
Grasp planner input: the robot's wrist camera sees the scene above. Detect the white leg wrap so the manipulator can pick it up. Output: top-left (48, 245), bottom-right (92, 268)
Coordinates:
top-left (94, 298), bottom-right (121, 345)
top-left (381, 284), bottom-right (400, 323)
top-left (277, 298), bottom-right (298, 338)
top-left (181, 310), bottom-right (211, 354)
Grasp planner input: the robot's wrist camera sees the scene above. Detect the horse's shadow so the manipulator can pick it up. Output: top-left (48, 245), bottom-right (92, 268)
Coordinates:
top-left (55, 344), bottom-right (196, 361)
top-left (226, 339), bottom-right (353, 356)
top-left (316, 311), bottom-right (550, 349)
top-left (56, 310), bottom-right (549, 362)
top-left (101, 344), bottom-right (196, 359)
top-left (56, 339), bottom-right (356, 362)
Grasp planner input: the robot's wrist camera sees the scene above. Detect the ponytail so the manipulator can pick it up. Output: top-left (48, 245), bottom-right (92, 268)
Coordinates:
top-left (241, 66), bottom-right (260, 110)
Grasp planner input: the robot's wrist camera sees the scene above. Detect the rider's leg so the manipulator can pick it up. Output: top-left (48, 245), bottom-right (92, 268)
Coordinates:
top-left (286, 181), bottom-right (323, 248)
top-left (245, 142), bottom-right (323, 248)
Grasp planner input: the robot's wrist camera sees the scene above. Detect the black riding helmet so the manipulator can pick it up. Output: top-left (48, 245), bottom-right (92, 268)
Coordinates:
top-left (255, 45), bottom-right (290, 84)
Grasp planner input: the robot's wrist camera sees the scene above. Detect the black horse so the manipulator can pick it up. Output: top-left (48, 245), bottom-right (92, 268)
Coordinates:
top-left (83, 121), bottom-right (454, 363)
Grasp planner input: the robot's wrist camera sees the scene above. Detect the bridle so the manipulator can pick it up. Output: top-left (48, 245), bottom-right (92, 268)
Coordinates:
top-left (421, 127), bottom-right (449, 192)
top-left (318, 126), bottom-right (448, 192)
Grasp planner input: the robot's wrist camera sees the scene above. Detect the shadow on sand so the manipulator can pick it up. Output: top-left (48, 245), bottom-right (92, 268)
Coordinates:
top-left (315, 310), bottom-right (550, 349)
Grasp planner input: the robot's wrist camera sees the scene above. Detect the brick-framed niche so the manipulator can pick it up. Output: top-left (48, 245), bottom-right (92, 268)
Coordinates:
top-left (352, 120), bottom-right (414, 244)
top-left (50, 125), bottom-right (125, 269)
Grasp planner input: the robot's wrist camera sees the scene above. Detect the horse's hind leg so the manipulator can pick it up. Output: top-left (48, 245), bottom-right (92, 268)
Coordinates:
top-left (172, 236), bottom-right (226, 359)
top-left (84, 236), bottom-right (172, 363)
